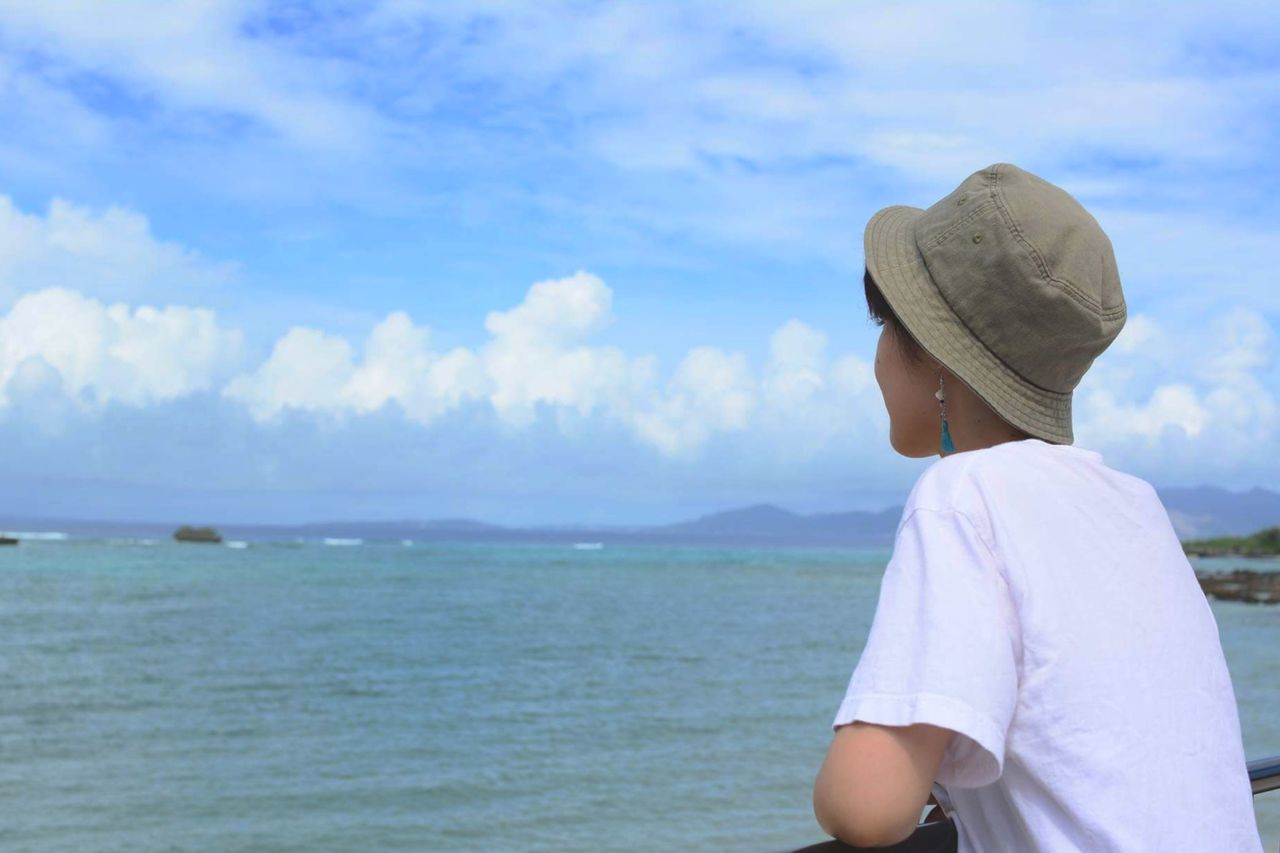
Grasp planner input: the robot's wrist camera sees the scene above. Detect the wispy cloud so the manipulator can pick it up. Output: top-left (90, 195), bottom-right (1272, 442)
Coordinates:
top-left (0, 0), bottom-right (379, 150)
top-left (2, 2), bottom-right (1276, 242)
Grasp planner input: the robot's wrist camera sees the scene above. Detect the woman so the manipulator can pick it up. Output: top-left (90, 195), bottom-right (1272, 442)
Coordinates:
top-left (795, 164), bottom-right (1264, 851)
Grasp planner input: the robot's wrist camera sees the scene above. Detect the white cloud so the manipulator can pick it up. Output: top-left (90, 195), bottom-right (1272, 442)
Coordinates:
top-left (14, 270), bottom-right (1273, 475)
top-left (8, 1), bottom-right (1275, 187)
top-left (763, 319), bottom-right (828, 410)
top-left (3, 0), bottom-right (1279, 290)
top-left (223, 326), bottom-right (357, 419)
top-left (1080, 383), bottom-right (1211, 442)
top-left (1196, 307), bottom-right (1274, 384)
top-left (0, 194), bottom-right (234, 307)
top-left (0, 270), bottom-right (1275, 523)
top-left (374, 0), bottom-right (1273, 184)
top-left (829, 354), bottom-right (875, 398)
top-left (224, 271), bottom-right (662, 431)
top-left (209, 271), bottom-right (880, 459)
top-left (483, 270), bottom-right (615, 345)
top-left (0, 0), bottom-right (375, 151)
top-left (345, 312), bottom-right (475, 419)
top-left (222, 313), bottom-right (490, 425)
top-left (629, 346), bottom-right (758, 458)
top-left (1077, 306), bottom-right (1279, 454)
top-left (0, 287), bottom-right (245, 407)
top-left (1112, 312), bottom-right (1162, 355)
top-left (480, 271), bottom-right (657, 427)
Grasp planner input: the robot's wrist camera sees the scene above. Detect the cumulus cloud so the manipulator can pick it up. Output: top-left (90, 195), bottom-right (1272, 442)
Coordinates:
top-left (763, 319), bottom-right (829, 410)
top-left (223, 311), bottom-right (490, 424)
top-left (0, 270), bottom-right (1274, 524)
top-left (224, 272), bottom-right (645, 428)
top-left (223, 326), bottom-right (359, 420)
top-left (1197, 307), bottom-right (1275, 384)
top-left (220, 271), bottom-right (892, 460)
top-left (1080, 383), bottom-right (1211, 442)
top-left (2, 261), bottom-right (1275, 488)
top-left (0, 287), bottom-right (245, 408)
top-left (0, 268), bottom-right (884, 462)
top-left (480, 271), bottom-right (658, 427)
top-left (1076, 306), bottom-right (1279, 464)
top-left (216, 276), bottom-right (1277, 480)
top-left (629, 346), bottom-right (758, 458)
top-left (0, 194), bottom-right (234, 307)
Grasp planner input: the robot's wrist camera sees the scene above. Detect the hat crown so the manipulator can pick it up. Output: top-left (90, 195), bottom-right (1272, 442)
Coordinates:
top-left (914, 163), bottom-right (1126, 393)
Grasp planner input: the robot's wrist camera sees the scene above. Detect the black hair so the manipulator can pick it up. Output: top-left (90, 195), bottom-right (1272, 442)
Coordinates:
top-left (864, 267), bottom-right (928, 366)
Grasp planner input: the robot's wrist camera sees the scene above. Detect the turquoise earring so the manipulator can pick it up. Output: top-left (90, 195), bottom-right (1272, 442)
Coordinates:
top-left (935, 373), bottom-right (955, 454)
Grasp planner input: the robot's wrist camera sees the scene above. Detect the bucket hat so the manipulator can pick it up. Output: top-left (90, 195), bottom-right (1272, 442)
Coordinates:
top-left (865, 162), bottom-right (1127, 445)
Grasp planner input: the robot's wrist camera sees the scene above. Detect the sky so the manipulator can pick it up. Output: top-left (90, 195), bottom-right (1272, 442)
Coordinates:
top-left (0, 0), bottom-right (1277, 527)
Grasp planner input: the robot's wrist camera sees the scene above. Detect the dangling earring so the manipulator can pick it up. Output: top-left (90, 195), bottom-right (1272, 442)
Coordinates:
top-left (935, 372), bottom-right (956, 454)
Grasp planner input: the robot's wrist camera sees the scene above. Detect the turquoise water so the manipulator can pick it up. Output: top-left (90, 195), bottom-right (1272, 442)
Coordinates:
top-left (1, 539), bottom-right (1276, 851)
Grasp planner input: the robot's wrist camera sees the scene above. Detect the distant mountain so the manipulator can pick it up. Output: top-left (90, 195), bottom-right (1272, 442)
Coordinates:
top-left (1153, 486), bottom-right (1280, 540)
top-left (655, 502), bottom-right (901, 545)
top-left (663, 503), bottom-right (799, 533)
top-left (2, 484), bottom-right (1275, 548)
top-left (0, 504), bottom-right (903, 548)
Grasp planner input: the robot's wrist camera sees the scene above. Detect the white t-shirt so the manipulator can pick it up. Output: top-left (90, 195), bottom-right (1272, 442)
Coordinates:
top-left (831, 437), bottom-right (1263, 852)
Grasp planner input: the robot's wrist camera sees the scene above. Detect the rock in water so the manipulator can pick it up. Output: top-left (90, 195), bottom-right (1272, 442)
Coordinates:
top-left (173, 525), bottom-right (222, 544)
top-left (1195, 569), bottom-right (1280, 605)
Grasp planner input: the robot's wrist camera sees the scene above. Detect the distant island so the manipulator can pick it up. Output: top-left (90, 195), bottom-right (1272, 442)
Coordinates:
top-left (1182, 525), bottom-right (1280, 557)
top-left (173, 525), bottom-right (222, 544)
top-left (0, 484), bottom-right (1275, 551)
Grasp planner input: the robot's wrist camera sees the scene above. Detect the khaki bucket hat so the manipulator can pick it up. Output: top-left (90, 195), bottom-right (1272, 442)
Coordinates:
top-left (865, 162), bottom-right (1127, 445)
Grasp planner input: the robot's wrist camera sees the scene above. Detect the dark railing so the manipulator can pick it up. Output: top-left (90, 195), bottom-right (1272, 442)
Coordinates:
top-left (1250, 752), bottom-right (1280, 795)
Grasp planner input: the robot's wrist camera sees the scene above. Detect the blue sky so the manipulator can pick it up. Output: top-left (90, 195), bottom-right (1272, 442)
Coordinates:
top-left (0, 0), bottom-right (1277, 526)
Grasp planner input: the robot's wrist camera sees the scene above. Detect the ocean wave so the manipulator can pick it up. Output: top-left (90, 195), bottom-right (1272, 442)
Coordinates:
top-left (323, 537), bottom-right (363, 546)
top-left (0, 531), bottom-right (69, 541)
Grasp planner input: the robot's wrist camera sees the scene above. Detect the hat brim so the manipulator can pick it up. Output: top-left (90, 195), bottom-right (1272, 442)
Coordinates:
top-left (865, 204), bottom-right (1075, 445)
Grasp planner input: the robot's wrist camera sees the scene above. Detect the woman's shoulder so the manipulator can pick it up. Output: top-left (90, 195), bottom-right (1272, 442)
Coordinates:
top-left (904, 439), bottom-right (1164, 536)
top-left (902, 440), bottom-right (1070, 526)
top-left (901, 451), bottom-right (989, 522)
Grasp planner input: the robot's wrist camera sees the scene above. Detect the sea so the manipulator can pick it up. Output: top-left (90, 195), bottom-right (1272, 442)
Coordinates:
top-left (1, 536), bottom-right (1276, 852)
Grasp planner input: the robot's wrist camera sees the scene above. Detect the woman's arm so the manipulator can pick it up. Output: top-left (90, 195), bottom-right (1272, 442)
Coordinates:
top-left (813, 722), bottom-right (954, 846)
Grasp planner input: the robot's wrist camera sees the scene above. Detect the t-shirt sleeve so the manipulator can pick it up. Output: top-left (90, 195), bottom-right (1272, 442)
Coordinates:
top-left (831, 506), bottom-right (1021, 788)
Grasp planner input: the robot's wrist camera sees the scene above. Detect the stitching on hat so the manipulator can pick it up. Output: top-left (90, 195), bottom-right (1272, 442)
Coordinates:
top-left (992, 165), bottom-right (1087, 304)
top-left (911, 305), bottom-right (1074, 437)
top-left (928, 199), bottom-right (997, 248)
top-left (991, 166), bottom-right (1124, 320)
top-left (909, 307), bottom-right (1073, 437)
top-left (915, 244), bottom-right (1074, 403)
